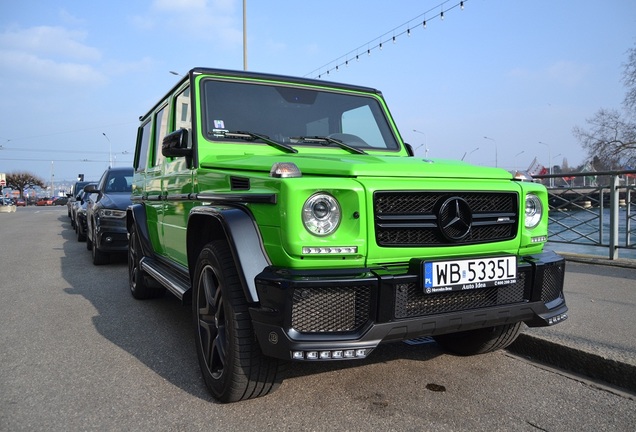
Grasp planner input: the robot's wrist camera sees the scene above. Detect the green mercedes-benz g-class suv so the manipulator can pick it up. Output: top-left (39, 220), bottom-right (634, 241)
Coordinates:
top-left (127, 67), bottom-right (567, 403)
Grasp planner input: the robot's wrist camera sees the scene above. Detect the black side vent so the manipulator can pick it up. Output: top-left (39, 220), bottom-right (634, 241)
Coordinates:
top-left (230, 176), bottom-right (250, 190)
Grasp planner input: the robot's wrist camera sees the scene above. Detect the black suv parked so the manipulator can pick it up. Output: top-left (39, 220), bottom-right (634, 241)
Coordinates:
top-left (85, 167), bottom-right (133, 265)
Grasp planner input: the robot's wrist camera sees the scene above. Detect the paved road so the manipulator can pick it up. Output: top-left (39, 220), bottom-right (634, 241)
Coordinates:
top-left (1, 207), bottom-right (634, 431)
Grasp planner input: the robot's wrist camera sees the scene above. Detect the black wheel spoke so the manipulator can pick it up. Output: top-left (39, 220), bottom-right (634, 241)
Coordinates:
top-left (193, 241), bottom-right (282, 402)
top-left (198, 266), bottom-right (225, 378)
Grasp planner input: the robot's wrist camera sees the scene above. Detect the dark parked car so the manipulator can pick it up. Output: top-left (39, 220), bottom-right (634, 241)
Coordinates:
top-left (85, 167), bottom-right (133, 265)
top-left (70, 185), bottom-right (96, 229)
top-left (15, 198), bottom-right (26, 207)
top-left (53, 196), bottom-right (68, 206)
top-left (74, 188), bottom-right (95, 242)
top-left (67, 181), bottom-right (92, 218)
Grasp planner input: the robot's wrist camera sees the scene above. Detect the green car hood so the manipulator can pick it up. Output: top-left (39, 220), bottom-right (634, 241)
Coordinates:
top-left (200, 154), bottom-right (512, 180)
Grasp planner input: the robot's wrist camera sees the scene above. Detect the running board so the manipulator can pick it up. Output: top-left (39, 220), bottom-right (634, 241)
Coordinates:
top-left (140, 257), bottom-right (191, 301)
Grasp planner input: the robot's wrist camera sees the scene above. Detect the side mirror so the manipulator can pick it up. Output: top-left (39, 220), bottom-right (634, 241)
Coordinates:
top-left (84, 184), bottom-right (99, 194)
top-left (162, 128), bottom-right (191, 158)
top-left (404, 143), bottom-right (415, 157)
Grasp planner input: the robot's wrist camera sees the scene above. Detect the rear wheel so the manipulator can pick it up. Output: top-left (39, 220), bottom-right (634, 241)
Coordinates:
top-left (193, 240), bottom-right (284, 403)
top-left (433, 322), bottom-right (523, 356)
top-left (128, 224), bottom-right (163, 299)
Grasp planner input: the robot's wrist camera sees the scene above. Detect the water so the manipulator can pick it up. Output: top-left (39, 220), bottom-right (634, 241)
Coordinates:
top-left (547, 207), bottom-right (636, 260)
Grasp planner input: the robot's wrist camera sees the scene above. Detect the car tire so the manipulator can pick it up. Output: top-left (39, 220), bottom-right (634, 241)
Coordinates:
top-left (77, 224), bottom-right (86, 242)
top-left (86, 226), bottom-right (93, 250)
top-left (433, 322), bottom-right (523, 356)
top-left (90, 221), bottom-right (109, 265)
top-left (128, 224), bottom-right (163, 299)
top-left (193, 240), bottom-right (284, 403)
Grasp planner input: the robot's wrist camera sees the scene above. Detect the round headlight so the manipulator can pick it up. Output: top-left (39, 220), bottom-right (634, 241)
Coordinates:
top-left (525, 194), bottom-right (543, 228)
top-left (302, 193), bottom-right (341, 236)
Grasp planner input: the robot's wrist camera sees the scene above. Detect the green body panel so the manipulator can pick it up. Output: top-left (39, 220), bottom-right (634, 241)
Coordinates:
top-left (134, 68), bottom-right (550, 273)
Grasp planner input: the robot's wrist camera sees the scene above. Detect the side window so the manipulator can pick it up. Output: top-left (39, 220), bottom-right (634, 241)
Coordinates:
top-left (174, 86), bottom-right (191, 139)
top-left (135, 120), bottom-right (152, 171)
top-left (153, 104), bottom-right (169, 166)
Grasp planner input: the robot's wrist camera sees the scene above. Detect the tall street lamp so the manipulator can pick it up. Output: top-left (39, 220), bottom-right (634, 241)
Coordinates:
top-left (483, 136), bottom-right (498, 167)
top-left (412, 129), bottom-right (428, 157)
top-left (538, 141), bottom-right (552, 187)
top-left (461, 147), bottom-right (479, 161)
top-left (103, 132), bottom-right (112, 168)
top-left (515, 150), bottom-right (525, 171)
top-left (243, 0), bottom-right (248, 70)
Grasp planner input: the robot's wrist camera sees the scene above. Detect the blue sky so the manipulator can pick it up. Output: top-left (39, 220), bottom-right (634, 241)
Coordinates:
top-left (1, 0), bottom-right (635, 185)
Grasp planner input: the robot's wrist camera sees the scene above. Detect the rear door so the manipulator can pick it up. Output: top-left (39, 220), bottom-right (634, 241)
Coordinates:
top-left (161, 85), bottom-right (194, 266)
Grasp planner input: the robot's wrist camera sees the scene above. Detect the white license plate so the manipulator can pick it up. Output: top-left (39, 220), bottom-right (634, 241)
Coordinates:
top-left (422, 256), bottom-right (517, 294)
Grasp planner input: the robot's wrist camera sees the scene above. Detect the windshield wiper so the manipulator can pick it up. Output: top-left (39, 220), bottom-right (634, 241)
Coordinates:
top-left (221, 131), bottom-right (297, 154)
top-left (291, 136), bottom-right (367, 155)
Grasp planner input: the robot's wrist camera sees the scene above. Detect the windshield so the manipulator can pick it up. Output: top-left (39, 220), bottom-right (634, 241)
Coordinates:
top-left (104, 172), bottom-right (133, 193)
top-left (201, 79), bottom-right (399, 151)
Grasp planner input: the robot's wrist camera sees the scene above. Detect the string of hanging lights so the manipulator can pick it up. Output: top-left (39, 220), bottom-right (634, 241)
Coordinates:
top-left (306, 0), bottom-right (467, 79)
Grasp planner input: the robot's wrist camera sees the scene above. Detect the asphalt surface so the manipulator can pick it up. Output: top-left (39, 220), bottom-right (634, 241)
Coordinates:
top-left (508, 251), bottom-right (636, 393)
top-left (1, 206), bottom-right (634, 431)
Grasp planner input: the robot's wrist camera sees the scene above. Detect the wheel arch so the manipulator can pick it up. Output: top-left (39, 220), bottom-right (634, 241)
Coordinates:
top-left (126, 203), bottom-right (154, 258)
top-left (187, 205), bottom-right (270, 304)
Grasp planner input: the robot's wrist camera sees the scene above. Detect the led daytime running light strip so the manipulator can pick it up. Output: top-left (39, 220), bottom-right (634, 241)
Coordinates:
top-left (302, 246), bottom-right (358, 254)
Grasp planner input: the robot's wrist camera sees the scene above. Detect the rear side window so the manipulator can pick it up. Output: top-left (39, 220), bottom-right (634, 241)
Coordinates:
top-left (153, 104), bottom-right (169, 166)
top-left (175, 86), bottom-right (191, 134)
top-left (135, 120), bottom-right (151, 171)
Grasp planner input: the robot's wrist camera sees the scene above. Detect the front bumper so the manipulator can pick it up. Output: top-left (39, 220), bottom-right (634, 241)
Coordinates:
top-left (94, 217), bottom-right (128, 252)
top-left (250, 251), bottom-right (567, 361)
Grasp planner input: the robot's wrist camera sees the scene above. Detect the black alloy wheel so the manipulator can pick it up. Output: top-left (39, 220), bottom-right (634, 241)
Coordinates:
top-left (193, 240), bottom-right (283, 403)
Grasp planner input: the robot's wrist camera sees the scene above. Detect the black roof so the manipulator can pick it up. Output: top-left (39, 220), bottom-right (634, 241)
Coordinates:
top-left (140, 67), bottom-right (382, 122)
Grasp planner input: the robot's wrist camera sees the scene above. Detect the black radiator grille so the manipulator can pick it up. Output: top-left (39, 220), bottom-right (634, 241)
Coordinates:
top-left (291, 286), bottom-right (371, 333)
top-left (374, 191), bottom-right (518, 246)
top-left (394, 273), bottom-right (527, 319)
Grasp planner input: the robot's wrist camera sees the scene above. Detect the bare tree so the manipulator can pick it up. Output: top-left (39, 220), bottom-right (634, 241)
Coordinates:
top-left (5, 172), bottom-right (46, 198)
top-left (573, 43), bottom-right (636, 169)
top-left (623, 42), bottom-right (636, 115)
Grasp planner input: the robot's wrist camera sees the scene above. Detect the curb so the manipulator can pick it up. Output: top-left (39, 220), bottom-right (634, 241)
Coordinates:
top-left (507, 333), bottom-right (636, 393)
top-left (557, 252), bottom-right (636, 269)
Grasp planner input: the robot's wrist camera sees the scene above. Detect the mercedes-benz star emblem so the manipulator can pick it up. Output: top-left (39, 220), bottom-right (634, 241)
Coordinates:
top-left (438, 197), bottom-right (472, 241)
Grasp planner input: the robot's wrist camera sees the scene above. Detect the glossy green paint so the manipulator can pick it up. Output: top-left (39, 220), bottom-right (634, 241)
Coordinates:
top-left (136, 68), bottom-right (551, 272)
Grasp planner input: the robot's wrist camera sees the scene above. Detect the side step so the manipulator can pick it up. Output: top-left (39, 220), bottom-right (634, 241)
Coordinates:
top-left (140, 257), bottom-right (191, 301)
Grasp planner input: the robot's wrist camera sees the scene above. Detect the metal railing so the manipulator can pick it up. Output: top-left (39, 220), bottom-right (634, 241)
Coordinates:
top-left (531, 169), bottom-right (636, 259)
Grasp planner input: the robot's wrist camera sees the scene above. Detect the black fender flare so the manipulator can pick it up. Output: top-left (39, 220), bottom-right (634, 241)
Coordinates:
top-left (126, 203), bottom-right (154, 259)
top-left (187, 205), bottom-right (271, 303)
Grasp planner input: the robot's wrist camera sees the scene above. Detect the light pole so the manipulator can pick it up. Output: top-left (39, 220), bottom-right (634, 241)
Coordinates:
top-left (102, 132), bottom-right (112, 168)
top-left (551, 153), bottom-right (562, 186)
top-left (515, 150), bottom-right (525, 171)
top-left (50, 161), bottom-right (54, 197)
top-left (412, 129), bottom-right (428, 157)
top-left (538, 141), bottom-right (551, 187)
top-left (483, 136), bottom-right (498, 167)
top-left (461, 147), bottom-right (479, 161)
top-left (243, 0), bottom-right (248, 71)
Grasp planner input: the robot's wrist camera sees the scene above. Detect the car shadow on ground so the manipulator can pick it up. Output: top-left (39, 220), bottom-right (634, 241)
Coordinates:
top-left (56, 214), bottom-right (447, 402)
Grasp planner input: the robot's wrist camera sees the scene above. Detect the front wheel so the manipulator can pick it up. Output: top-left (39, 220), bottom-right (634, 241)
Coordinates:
top-left (90, 220), bottom-right (109, 265)
top-left (128, 224), bottom-right (163, 299)
top-left (433, 322), bottom-right (523, 356)
top-left (193, 240), bottom-right (284, 403)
